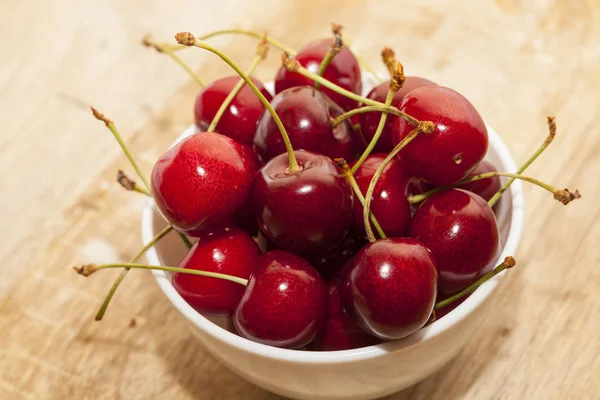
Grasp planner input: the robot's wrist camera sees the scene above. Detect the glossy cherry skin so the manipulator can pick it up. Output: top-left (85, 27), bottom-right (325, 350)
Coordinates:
top-left (310, 276), bottom-right (381, 351)
top-left (194, 76), bottom-right (272, 146)
top-left (340, 238), bottom-right (438, 340)
top-left (392, 86), bottom-right (488, 185)
top-left (359, 77), bottom-right (436, 152)
top-left (151, 132), bottom-right (255, 234)
top-left (173, 226), bottom-right (261, 317)
top-left (457, 160), bottom-right (502, 203)
top-left (351, 153), bottom-right (429, 239)
top-left (233, 250), bottom-right (328, 349)
top-left (409, 189), bottom-right (500, 295)
top-left (274, 38), bottom-right (362, 111)
top-left (307, 229), bottom-right (367, 281)
top-left (252, 150), bottom-right (354, 257)
top-left (254, 86), bottom-right (357, 162)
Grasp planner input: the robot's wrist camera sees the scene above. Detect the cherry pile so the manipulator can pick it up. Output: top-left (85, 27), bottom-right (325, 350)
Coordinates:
top-left (77, 25), bottom-right (581, 351)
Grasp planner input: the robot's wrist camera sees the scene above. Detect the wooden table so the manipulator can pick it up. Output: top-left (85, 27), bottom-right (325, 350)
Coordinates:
top-left (1, 1), bottom-right (598, 398)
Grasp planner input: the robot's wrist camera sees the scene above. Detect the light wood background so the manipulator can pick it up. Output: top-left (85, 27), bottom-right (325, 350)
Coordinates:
top-left (1, 0), bottom-right (598, 399)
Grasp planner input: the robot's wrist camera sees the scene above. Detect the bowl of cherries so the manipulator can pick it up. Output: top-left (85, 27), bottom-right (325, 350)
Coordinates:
top-left (77, 25), bottom-right (581, 400)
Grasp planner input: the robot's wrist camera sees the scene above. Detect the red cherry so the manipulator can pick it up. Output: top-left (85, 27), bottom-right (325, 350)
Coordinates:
top-left (392, 86), bottom-right (488, 185)
top-left (457, 160), bottom-right (502, 202)
top-left (409, 189), bottom-right (500, 295)
top-left (173, 226), bottom-right (261, 317)
top-left (307, 229), bottom-right (367, 281)
top-left (254, 86), bottom-right (357, 162)
top-left (252, 150), bottom-right (354, 256)
top-left (233, 250), bottom-right (328, 349)
top-left (359, 77), bottom-right (436, 152)
top-left (351, 153), bottom-right (429, 239)
top-left (274, 38), bottom-right (362, 111)
top-left (194, 76), bottom-right (272, 146)
top-left (310, 277), bottom-right (381, 351)
top-left (151, 132), bottom-right (255, 234)
top-left (340, 238), bottom-right (437, 340)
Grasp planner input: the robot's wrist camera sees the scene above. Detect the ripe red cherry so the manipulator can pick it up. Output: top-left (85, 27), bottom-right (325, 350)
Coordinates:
top-left (252, 150), bottom-right (354, 256)
top-left (457, 160), bottom-right (502, 202)
top-left (151, 132), bottom-right (255, 234)
top-left (254, 86), bottom-right (357, 162)
top-left (307, 229), bottom-right (367, 281)
top-left (274, 38), bottom-right (362, 111)
top-left (351, 153), bottom-right (429, 239)
top-left (359, 76), bottom-right (435, 152)
top-left (233, 250), bottom-right (328, 349)
top-left (392, 86), bottom-right (488, 185)
top-left (409, 188), bottom-right (500, 295)
top-left (194, 76), bottom-right (272, 146)
top-left (173, 226), bottom-right (261, 317)
top-left (310, 276), bottom-right (381, 351)
top-left (340, 238), bottom-right (437, 340)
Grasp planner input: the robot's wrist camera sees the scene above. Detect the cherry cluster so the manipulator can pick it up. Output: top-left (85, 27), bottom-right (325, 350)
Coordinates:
top-left (77, 26), bottom-right (580, 351)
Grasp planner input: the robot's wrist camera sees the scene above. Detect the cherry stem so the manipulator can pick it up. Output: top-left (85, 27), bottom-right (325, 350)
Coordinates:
top-left (363, 127), bottom-right (424, 242)
top-left (207, 38), bottom-right (268, 132)
top-left (75, 262), bottom-right (248, 286)
top-left (176, 32), bottom-right (301, 173)
top-left (331, 105), bottom-right (409, 128)
top-left (335, 158), bottom-right (387, 239)
top-left (314, 24), bottom-right (343, 89)
top-left (117, 170), bottom-right (151, 196)
top-left (434, 256), bottom-right (516, 310)
top-left (350, 63), bottom-right (405, 174)
top-left (91, 107), bottom-right (151, 191)
top-left (283, 53), bottom-right (422, 128)
top-left (94, 225), bottom-right (174, 321)
top-left (381, 47), bottom-right (397, 77)
top-left (143, 35), bottom-right (206, 87)
top-left (192, 29), bottom-right (297, 56)
top-left (408, 171), bottom-right (581, 206)
top-left (488, 116), bottom-right (557, 208)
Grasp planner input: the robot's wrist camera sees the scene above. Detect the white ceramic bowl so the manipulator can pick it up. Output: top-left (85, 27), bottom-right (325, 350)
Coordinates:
top-left (141, 80), bottom-right (525, 400)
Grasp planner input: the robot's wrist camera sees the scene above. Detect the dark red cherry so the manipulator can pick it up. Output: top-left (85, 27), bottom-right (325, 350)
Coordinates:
top-left (392, 86), bottom-right (488, 185)
top-left (274, 38), bottom-right (362, 111)
top-left (254, 86), bottom-right (357, 162)
top-left (359, 77), bottom-right (436, 152)
top-left (252, 150), bottom-right (354, 256)
top-left (340, 238), bottom-right (437, 340)
top-left (307, 229), bottom-right (367, 281)
top-left (173, 226), bottom-right (261, 317)
top-left (310, 276), bottom-right (381, 351)
top-left (151, 132), bottom-right (255, 234)
top-left (409, 188), bottom-right (500, 295)
top-left (194, 76), bottom-right (272, 146)
top-left (457, 160), bottom-right (502, 202)
top-left (351, 153), bottom-right (429, 239)
top-left (233, 250), bottom-right (328, 349)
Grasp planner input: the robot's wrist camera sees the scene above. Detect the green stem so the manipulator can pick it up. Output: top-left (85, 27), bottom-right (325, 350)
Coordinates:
top-left (84, 263), bottom-right (249, 286)
top-left (314, 34), bottom-right (342, 89)
top-left (91, 108), bottom-right (151, 191)
top-left (177, 232), bottom-right (193, 249)
top-left (488, 116), bottom-right (557, 208)
top-left (94, 225), bottom-right (174, 321)
top-left (177, 33), bottom-right (300, 173)
top-left (408, 171), bottom-right (562, 205)
top-left (363, 128), bottom-right (421, 242)
top-left (335, 159), bottom-right (386, 239)
top-left (208, 54), bottom-right (263, 132)
top-left (350, 88), bottom-right (397, 174)
top-left (331, 105), bottom-right (409, 128)
top-left (434, 257), bottom-right (516, 310)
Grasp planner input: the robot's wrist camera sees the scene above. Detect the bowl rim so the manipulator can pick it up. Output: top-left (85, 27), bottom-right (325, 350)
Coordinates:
top-left (142, 123), bottom-right (525, 364)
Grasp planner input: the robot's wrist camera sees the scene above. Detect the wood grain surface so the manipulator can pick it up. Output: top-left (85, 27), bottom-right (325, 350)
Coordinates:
top-left (1, 0), bottom-right (598, 399)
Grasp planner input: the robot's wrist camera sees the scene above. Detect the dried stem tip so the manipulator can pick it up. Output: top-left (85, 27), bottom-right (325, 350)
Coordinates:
top-left (334, 158), bottom-right (350, 173)
top-left (74, 263), bottom-right (98, 277)
top-left (90, 106), bottom-right (111, 126)
top-left (117, 170), bottom-right (137, 191)
top-left (553, 188), bottom-right (581, 205)
top-left (282, 53), bottom-right (300, 72)
top-left (504, 256), bottom-right (516, 269)
top-left (332, 23), bottom-right (343, 35)
top-left (389, 62), bottom-right (406, 91)
top-left (547, 116), bottom-right (556, 138)
top-left (175, 32), bottom-right (196, 46)
top-left (418, 121), bottom-right (436, 134)
top-left (381, 47), bottom-right (397, 77)
top-left (257, 34), bottom-right (269, 59)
